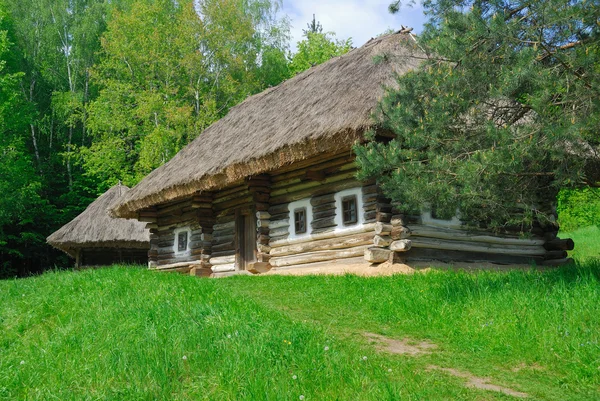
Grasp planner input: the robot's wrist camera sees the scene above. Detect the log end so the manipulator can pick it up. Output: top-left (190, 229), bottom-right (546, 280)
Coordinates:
top-left (364, 247), bottom-right (391, 263)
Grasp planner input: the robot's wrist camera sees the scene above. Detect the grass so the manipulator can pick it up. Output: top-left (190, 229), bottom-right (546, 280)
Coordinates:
top-left (0, 226), bottom-right (598, 400)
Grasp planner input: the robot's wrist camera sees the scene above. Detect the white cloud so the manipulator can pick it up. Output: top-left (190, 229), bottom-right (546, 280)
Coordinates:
top-left (281, 0), bottom-right (426, 51)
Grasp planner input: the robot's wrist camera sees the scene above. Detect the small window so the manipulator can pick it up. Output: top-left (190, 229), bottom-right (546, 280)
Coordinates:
top-left (342, 196), bottom-right (358, 226)
top-left (177, 231), bottom-right (188, 252)
top-left (294, 208), bottom-right (307, 234)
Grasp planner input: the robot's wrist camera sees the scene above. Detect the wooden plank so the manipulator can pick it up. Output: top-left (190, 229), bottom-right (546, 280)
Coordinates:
top-left (270, 232), bottom-right (375, 257)
top-left (270, 245), bottom-right (370, 268)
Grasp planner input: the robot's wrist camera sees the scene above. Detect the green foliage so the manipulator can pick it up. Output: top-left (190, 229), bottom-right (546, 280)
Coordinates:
top-left (0, 6), bottom-right (58, 276)
top-left (557, 188), bottom-right (600, 231)
top-left (357, 0), bottom-right (600, 231)
top-left (83, 0), bottom-right (290, 188)
top-left (289, 31), bottom-right (352, 76)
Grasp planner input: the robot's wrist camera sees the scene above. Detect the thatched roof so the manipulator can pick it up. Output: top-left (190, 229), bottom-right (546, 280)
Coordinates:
top-left (47, 185), bottom-right (150, 257)
top-left (113, 32), bottom-right (423, 218)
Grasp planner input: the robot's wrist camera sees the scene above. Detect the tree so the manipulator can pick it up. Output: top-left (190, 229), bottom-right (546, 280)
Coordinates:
top-left (289, 16), bottom-right (352, 76)
top-left (0, 4), bottom-right (56, 276)
top-left (83, 0), bottom-right (290, 191)
top-left (356, 0), bottom-right (600, 231)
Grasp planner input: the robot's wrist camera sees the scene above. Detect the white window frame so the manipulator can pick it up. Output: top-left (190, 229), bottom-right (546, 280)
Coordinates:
top-left (173, 227), bottom-right (191, 256)
top-left (288, 198), bottom-right (313, 240)
top-left (334, 187), bottom-right (364, 232)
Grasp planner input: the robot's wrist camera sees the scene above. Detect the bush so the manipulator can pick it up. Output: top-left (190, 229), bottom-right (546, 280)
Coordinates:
top-left (557, 188), bottom-right (600, 231)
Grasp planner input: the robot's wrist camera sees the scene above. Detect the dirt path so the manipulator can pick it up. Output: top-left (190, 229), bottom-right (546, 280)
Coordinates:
top-left (364, 332), bottom-right (529, 398)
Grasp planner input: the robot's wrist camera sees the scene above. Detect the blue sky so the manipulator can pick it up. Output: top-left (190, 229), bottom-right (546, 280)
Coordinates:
top-left (280, 0), bottom-right (426, 50)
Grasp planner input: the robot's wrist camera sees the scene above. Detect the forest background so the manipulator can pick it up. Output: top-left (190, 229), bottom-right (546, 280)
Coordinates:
top-left (0, 0), bottom-right (352, 276)
top-left (0, 0), bottom-right (597, 277)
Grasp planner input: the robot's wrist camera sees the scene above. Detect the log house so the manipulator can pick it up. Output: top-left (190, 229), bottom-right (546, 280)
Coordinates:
top-left (47, 185), bottom-right (150, 267)
top-left (110, 32), bottom-right (571, 276)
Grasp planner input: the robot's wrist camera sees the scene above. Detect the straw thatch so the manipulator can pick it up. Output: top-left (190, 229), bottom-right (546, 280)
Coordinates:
top-left (113, 32), bottom-right (424, 218)
top-left (47, 185), bottom-right (150, 257)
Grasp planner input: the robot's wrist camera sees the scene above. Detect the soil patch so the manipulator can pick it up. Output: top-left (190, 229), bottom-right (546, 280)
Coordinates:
top-left (363, 332), bottom-right (437, 355)
top-left (428, 365), bottom-right (529, 398)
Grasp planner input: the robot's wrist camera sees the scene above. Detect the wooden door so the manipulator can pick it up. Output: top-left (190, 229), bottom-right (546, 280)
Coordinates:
top-left (236, 210), bottom-right (256, 270)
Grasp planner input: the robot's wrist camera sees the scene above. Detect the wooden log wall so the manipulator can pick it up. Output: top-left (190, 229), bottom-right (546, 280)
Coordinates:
top-left (141, 195), bottom-right (214, 271)
top-left (263, 153), bottom-right (378, 269)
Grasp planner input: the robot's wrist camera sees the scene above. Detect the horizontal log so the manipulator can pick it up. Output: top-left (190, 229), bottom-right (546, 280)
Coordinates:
top-left (257, 226), bottom-right (270, 235)
top-left (544, 250), bottom-right (568, 260)
top-left (374, 222), bottom-right (393, 235)
top-left (313, 209), bottom-right (337, 220)
top-left (157, 201), bottom-right (192, 216)
top-left (269, 178), bottom-right (363, 205)
top-left (154, 260), bottom-right (202, 271)
top-left (311, 217), bottom-right (336, 230)
top-left (363, 201), bottom-right (376, 212)
top-left (268, 203), bottom-right (290, 216)
top-left (270, 223), bottom-right (377, 247)
top-left (139, 216), bottom-right (157, 223)
top-left (214, 227), bottom-right (235, 238)
top-left (362, 184), bottom-right (378, 195)
top-left (157, 240), bottom-right (174, 248)
top-left (541, 257), bottom-right (574, 266)
top-left (390, 226), bottom-right (411, 240)
top-left (213, 234), bottom-right (234, 245)
top-left (269, 219), bottom-right (289, 230)
top-left (269, 227), bottom-right (290, 238)
top-left (270, 245), bottom-right (370, 268)
top-left (257, 244), bottom-right (272, 253)
top-left (257, 219), bottom-right (269, 228)
top-left (310, 193), bottom-right (336, 206)
top-left (246, 262), bottom-right (272, 274)
top-left (191, 202), bottom-right (212, 209)
top-left (270, 232), bottom-right (375, 257)
top-left (373, 235), bottom-right (392, 247)
top-left (364, 247), bottom-right (391, 263)
top-left (210, 255), bottom-right (236, 265)
top-left (212, 243), bottom-right (235, 253)
top-left (313, 202), bottom-right (336, 214)
top-left (210, 250), bottom-right (235, 258)
top-left (543, 238), bottom-right (575, 251)
top-left (189, 240), bottom-right (211, 250)
top-left (376, 212), bottom-right (393, 223)
top-left (256, 211), bottom-right (271, 220)
top-left (213, 195), bottom-right (254, 213)
top-left (411, 237), bottom-right (547, 256)
top-left (364, 211), bottom-right (376, 222)
top-left (212, 263), bottom-right (235, 273)
top-left (272, 153), bottom-right (355, 182)
top-left (409, 225), bottom-right (546, 246)
top-left (390, 240), bottom-right (412, 252)
top-left (405, 247), bottom-right (542, 265)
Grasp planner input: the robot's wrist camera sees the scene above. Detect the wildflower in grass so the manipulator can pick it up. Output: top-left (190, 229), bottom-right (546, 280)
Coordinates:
top-left (362, 356), bottom-right (368, 361)
top-left (227, 334), bottom-right (232, 339)
top-left (20, 361), bottom-right (25, 365)
top-left (292, 375), bottom-right (297, 380)
top-left (324, 346), bottom-right (329, 351)
top-left (388, 368), bottom-right (392, 372)
top-left (299, 395), bottom-right (305, 400)
top-left (182, 355), bottom-right (188, 361)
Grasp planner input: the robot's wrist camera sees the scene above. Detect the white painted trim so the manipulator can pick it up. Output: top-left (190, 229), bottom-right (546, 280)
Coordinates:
top-left (288, 198), bottom-right (313, 241)
top-left (334, 187), bottom-right (364, 234)
top-left (173, 227), bottom-right (192, 257)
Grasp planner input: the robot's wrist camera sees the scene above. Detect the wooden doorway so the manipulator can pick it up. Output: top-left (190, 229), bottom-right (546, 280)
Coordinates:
top-left (235, 209), bottom-right (256, 270)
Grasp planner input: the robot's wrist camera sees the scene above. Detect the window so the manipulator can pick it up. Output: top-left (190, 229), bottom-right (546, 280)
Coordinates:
top-left (294, 208), bottom-right (307, 234)
top-left (177, 231), bottom-right (188, 252)
top-left (342, 195), bottom-right (358, 226)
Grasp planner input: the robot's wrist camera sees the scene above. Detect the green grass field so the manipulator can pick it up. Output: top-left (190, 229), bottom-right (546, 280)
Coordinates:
top-left (1, 227), bottom-right (598, 400)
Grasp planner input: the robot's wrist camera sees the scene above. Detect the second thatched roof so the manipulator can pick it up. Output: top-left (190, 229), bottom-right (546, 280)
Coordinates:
top-left (47, 185), bottom-right (150, 258)
top-left (113, 32), bottom-right (423, 219)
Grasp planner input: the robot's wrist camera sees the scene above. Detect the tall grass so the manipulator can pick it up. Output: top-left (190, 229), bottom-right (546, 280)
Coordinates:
top-left (1, 267), bottom-right (472, 400)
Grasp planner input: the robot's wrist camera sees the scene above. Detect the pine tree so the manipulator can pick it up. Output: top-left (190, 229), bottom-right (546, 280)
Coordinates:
top-left (356, 0), bottom-right (600, 231)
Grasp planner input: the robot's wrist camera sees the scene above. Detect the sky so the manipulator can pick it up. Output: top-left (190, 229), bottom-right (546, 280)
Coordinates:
top-left (281, 0), bottom-right (426, 50)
